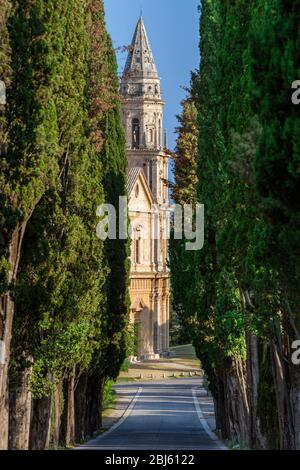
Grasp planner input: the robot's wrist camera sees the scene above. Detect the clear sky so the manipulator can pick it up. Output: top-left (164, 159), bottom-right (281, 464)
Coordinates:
top-left (103, 0), bottom-right (200, 150)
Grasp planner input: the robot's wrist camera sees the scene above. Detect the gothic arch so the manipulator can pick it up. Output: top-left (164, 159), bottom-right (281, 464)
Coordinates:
top-left (158, 119), bottom-right (162, 147)
top-left (132, 118), bottom-right (140, 149)
top-left (132, 298), bottom-right (146, 311)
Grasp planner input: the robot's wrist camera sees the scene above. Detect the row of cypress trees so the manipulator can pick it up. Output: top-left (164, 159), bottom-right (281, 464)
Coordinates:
top-left (171, 0), bottom-right (300, 449)
top-left (0, 0), bottom-right (129, 449)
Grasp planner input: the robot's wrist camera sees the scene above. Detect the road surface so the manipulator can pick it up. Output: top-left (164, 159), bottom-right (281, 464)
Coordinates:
top-left (80, 379), bottom-right (226, 450)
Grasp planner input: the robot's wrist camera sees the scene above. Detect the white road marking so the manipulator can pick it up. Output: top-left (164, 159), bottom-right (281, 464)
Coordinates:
top-left (96, 386), bottom-right (143, 438)
top-left (192, 387), bottom-right (228, 450)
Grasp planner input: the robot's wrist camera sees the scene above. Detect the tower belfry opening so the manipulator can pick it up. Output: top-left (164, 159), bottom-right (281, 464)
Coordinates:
top-left (122, 16), bottom-right (170, 360)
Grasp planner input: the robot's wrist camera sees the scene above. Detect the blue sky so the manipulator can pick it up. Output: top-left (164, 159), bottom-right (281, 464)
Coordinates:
top-left (103, 0), bottom-right (200, 150)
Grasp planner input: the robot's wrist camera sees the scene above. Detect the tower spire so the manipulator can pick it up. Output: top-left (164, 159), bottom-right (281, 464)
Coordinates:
top-left (123, 17), bottom-right (158, 79)
top-left (121, 17), bottom-right (164, 153)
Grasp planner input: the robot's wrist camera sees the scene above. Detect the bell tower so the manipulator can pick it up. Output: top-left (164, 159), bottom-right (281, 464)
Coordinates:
top-left (123, 17), bottom-right (170, 359)
top-left (121, 16), bottom-right (169, 206)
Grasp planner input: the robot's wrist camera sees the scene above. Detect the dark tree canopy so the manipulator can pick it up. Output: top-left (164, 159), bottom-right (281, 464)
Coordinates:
top-left (171, 0), bottom-right (300, 449)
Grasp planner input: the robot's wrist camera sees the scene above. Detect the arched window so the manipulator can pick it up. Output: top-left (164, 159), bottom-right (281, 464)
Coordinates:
top-left (134, 225), bottom-right (143, 264)
top-left (158, 119), bottom-right (162, 148)
top-left (135, 237), bottom-right (141, 264)
top-left (154, 239), bottom-right (159, 264)
top-left (132, 119), bottom-right (140, 149)
top-left (148, 128), bottom-right (153, 144)
top-left (149, 160), bottom-right (153, 190)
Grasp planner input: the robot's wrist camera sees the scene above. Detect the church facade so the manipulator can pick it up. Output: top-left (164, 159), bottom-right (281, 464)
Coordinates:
top-left (121, 17), bottom-right (170, 360)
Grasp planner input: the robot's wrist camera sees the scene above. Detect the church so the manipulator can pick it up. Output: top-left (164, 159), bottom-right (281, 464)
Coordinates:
top-left (121, 17), bottom-right (170, 360)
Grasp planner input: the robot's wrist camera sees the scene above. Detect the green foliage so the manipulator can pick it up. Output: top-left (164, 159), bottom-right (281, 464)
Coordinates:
top-left (6, 0), bottom-right (129, 411)
top-left (172, 95), bottom-right (198, 206)
top-left (0, 0), bottom-right (11, 156)
top-left (250, 0), bottom-right (300, 301)
top-left (169, 92), bottom-right (199, 347)
top-left (216, 310), bottom-right (246, 359)
top-left (169, 306), bottom-right (191, 346)
top-left (125, 323), bottom-right (139, 358)
top-left (84, 0), bottom-right (130, 384)
top-left (102, 379), bottom-right (117, 411)
top-left (8, 0), bottom-right (106, 398)
top-left (171, 0), bottom-right (300, 447)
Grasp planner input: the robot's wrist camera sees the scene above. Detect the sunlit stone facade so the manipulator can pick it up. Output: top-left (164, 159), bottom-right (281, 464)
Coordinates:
top-left (121, 17), bottom-right (170, 359)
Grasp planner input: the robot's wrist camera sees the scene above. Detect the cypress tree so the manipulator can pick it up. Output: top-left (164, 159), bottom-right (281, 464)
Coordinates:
top-left (173, 0), bottom-right (300, 449)
top-left (0, 0), bottom-right (129, 449)
top-left (169, 94), bottom-right (198, 345)
top-left (249, 0), bottom-right (300, 448)
top-left (7, 0), bottom-right (107, 449)
top-left (0, 0), bottom-right (65, 448)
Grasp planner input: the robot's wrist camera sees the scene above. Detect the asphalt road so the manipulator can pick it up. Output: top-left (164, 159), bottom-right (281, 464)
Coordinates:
top-left (80, 379), bottom-right (226, 450)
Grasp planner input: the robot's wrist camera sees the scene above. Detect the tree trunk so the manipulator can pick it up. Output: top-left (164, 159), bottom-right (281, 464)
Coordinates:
top-left (285, 306), bottom-right (300, 450)
top-left (246, 333), bottom-right (267, 449)
top-left (215, 375), bottom-right (229, 440)
top-left (60, 368), bottom-right (75, 447)
top-left (29, 395), bottom-right (51, 450)
top-left (48, 382), bottom-right (62, 449)
top-left (223, 357), bottom-right (250, 446)
top-left (85, 372), bottom-right (104, 438)
top-left (271, 341), bottom-right (294, 449)
top-left (291, 366), bottom-right (300, 450)
top-left (74, 372), bottom-right (88, 443)
top-left (8, 363), bottom-right (32, 449)
top-left (246, 332), bottom-right (258, 447)
top-left (0, 222), bottom-right (27, 449)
